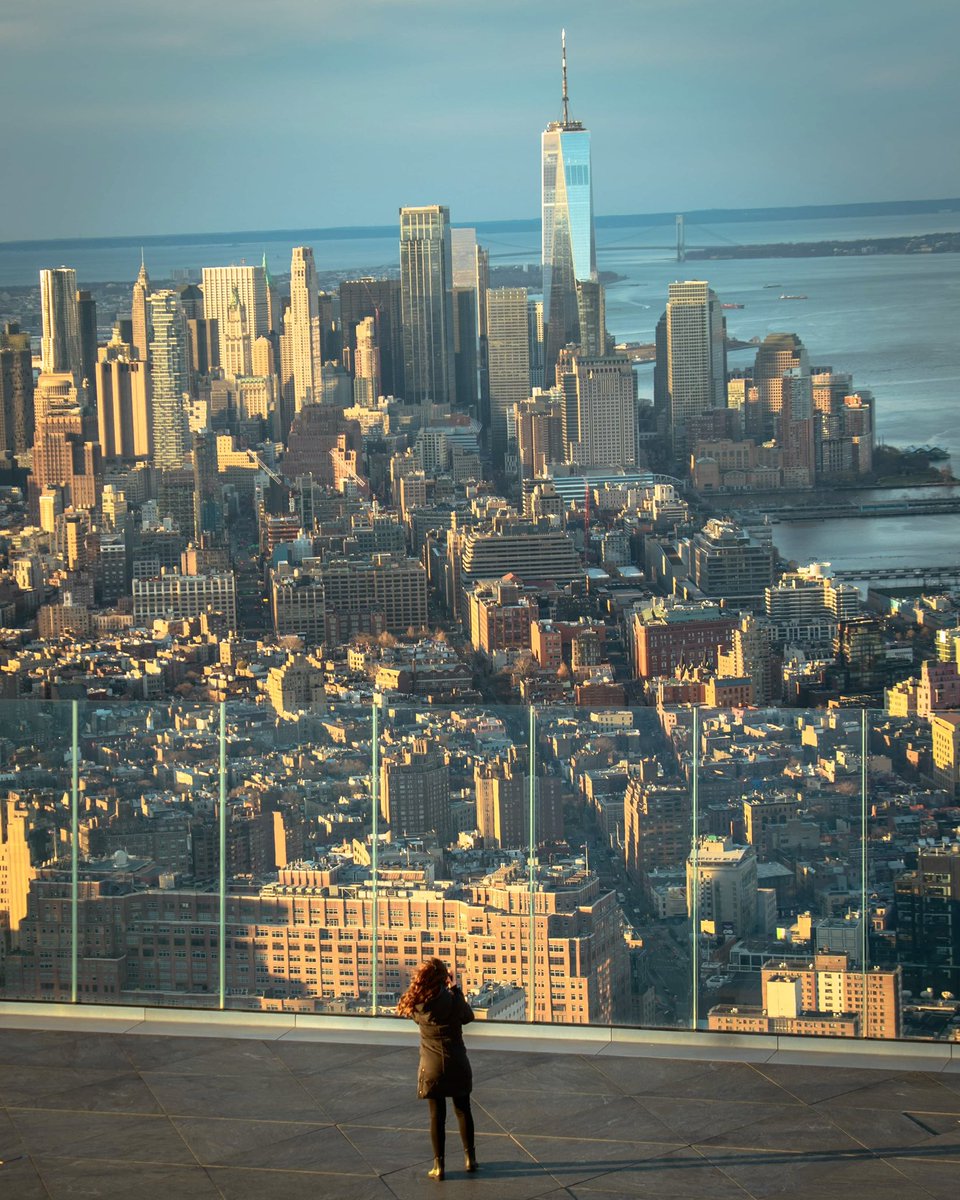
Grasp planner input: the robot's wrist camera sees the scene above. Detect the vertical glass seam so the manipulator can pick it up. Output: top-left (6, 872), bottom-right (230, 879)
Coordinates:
top-left (527, 704), bottom-right (536, 1023)
top-left (861, 708), bottom-right (869, 1037)
top-left (371, 701), bottom-right (380, 1017)
top-left (218, 702), bottom-right (227, 1011)
top-left (70, 700), bottom-right (79, 1005)
top-left (691, 704), bottom-right (700, 1032)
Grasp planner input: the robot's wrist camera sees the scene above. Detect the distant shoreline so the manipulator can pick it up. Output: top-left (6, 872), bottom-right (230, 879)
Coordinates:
top-left (3, 197), bottom-right (959, 252)
top-left (687, 231), bottom-right (960, 261)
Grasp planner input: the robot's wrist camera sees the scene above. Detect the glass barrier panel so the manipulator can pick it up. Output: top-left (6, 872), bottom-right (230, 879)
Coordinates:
top-left (534, 703), bottom-right (694, 1030)
top-left (221, 697), bottom-right (375, 1017)
top-left (369, 702), bottom-right (534, 1024)
top-left (692, 706), bottom-right (869, 1039)
top-left (71, 700), bottom-right (223, 1008)
top-left (0, 699), bottom-right (77, 1004)
top-left (869, 708), bottom-right (960, 1042)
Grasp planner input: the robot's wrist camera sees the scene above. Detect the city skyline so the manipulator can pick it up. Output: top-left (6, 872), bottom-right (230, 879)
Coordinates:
top-left (2, 1), bottom-right (958, 241)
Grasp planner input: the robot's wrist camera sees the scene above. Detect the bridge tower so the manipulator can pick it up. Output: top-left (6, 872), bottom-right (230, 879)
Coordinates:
top-left (676, 215), bottom-right (686, 263)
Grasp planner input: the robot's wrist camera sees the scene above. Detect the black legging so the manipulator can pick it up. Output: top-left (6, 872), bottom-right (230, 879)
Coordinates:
top-left (427, 1094), bottom-right (474, 1158)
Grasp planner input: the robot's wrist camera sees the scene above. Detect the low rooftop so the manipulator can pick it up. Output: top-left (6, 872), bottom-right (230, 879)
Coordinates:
top-left (0, 1012), bottom-right (958, 1198)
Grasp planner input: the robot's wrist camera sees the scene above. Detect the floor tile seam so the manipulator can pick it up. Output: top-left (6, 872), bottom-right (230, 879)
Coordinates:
top-left (472, 1084), bottom-right (630, 1099)
top-left (683, 1142), bottom-right (777, 1200)
top-left (6, 1102), bottom-right (181, 1122)
top-left (199, 1162), bottom-right (380, 1176)
top-left (57, 1151), bottom-right (236, 1200)
top-left (746, 1063), bottom-right (834, 1108)
top-left (630, 1090), bottom-right (799, 1138)
top-left (14, 1154), bottom-right (55, 1200)
top-left (695, 1142), bottom-right (873, 1160)
top-left (139, 1062), bottom-right (322, 1124)
top-left (168, 1112), bottom-right (335, 1128)
top-left (4, 1100), bottom-right (164, 1119)
top-left (871, 1153), bottom-right (954, 1200)
top-left (811, 1080), bottom-right (960, 1104)
top-left (624, 1086), bottom-right (806, 1105)
top-left (269, 1039), bottom-right (411, 1066)
top-left (29, 1151), bottom-right (388, 1179)
top-left (337, 1119), bottom-right (418, 1178)
top-left (133, 1063), bottom-right (291, 1077)
top-left (506, 1129), bottom-right (566, 1183)
top-left (511, 1131), bottom-right (689, 1148)
top-left (881, 1150), bottom-right (960, 1164)
top-left (473, 1097), bottom-right (511, 1135)
top-left (140, 1056), bottom-right (338, 1118)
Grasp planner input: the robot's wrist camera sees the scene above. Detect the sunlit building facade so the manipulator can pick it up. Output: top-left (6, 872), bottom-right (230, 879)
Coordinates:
top-left (541, 36), bottom-right (598, 381)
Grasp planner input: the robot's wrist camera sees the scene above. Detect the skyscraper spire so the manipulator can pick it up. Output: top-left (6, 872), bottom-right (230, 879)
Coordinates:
top-left (561, 29), bottom-right (569, 127)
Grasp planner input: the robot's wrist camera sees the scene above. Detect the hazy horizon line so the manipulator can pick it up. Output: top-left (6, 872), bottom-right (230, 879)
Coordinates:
top-left (3, 196), bottom-right (959, 253)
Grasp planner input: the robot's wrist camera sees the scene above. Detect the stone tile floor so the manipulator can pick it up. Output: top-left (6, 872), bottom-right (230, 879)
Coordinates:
top-left (0, 1025), bottom-right (958, 1199)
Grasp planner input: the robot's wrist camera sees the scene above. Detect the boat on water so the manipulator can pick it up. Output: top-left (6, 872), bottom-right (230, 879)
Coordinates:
top-left (763, 283), bottom-right (782, 288)
top-left (722, 303), bottom-right (745, 309)
top-left (779, 294), bottom-right (808, 300)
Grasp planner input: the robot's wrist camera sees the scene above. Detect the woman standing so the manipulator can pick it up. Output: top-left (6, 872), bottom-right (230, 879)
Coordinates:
top-left (398, 957), bottom-right (478, 1181)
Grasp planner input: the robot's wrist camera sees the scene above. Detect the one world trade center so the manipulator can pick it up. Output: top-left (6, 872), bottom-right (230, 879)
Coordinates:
top-left (542, 31), bottom-right (602, 383)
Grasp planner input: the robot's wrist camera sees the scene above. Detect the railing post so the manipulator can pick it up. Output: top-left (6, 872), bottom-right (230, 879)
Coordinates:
top-left (218, 702), bottom-right (227, 1011)
top-left (527, 704), bottom-right (537, 1023)
top-left (861, 708), bottom-right (869, 1034)
top-left (70, 700), bottom-right (79, 1004)
top-left (371, 701), bottom-right (380, 1016)
top-left (690, 705), bottom-right (700, 1031)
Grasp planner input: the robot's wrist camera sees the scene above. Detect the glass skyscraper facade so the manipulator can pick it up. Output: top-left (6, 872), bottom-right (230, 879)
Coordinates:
top-left (148, 289), bottom-right (189, 470)
top-left (541, 40), bottom-right (597, 383)
top-left (399, 205), bottom-right (457, 413)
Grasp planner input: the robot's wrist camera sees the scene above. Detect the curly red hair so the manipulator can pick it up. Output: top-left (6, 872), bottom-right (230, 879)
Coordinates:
top-left (397, 957), bottom-right (449, 1017)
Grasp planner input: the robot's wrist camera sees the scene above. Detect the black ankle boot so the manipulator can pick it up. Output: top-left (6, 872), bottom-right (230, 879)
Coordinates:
top-left (428, 1156), bottom-right (445, 1180)
top-left (464, 1147), bottom-right (478, 1172)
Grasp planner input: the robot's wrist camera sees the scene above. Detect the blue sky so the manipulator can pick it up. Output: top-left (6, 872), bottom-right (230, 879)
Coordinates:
top-left (2, 0), bottom-right (957, 239)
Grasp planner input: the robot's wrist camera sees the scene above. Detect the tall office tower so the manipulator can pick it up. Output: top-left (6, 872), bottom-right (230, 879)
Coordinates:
top-left (451, 227), bottom-right (488, 418)
top-left (686, 835), bottom-right (759, 937)
top-left (353, 316), bottom-right (381, 406)
top-left (76, 290), bottom-right (98, 392)
top-left (318, 292), bottom-right (340, 363)
top-left (262, 252), bottom-right (279, 334)
top-left (753, 333), bottom-right (810, 440)
top-left (896, 844), bottom-right (960, 993)
top-left (40, 268), bottom-right (83, 380)
top-left (0, 323), bottom-right (35, 458)
top-left (474, 760), bottom-right (564, 849)
top-left (201, 265), bottom-right (268, 377)
top-left (379, 739), bottom-right (449, 839)
top-left (178, 283), bottom-right (204, 321)
top-left (514, 391), bottom-right (564, 479)
top-left (31, 381), bottom-right (102, 513)
top-left (654, 281), bottom-right (726, 459)
top-left (574, 278), bottom-right (606, 356)
top-left (131, 256), bottom-right (150, 361)
top-left (399, 205), bottom-right (457, 413)
top-left (559, 353), bottom-right (636, 468)
top-left (186, 317), bottom-right (218, 379)
top-left (148, 290), bottom-right (190, 470)
top-left (284, 404), bottom-right (364, 486)
top-left (95, 339), bottom-right (151, 461)
top-left (542, 33), bottom-right (598, 381)
top-left (624, 782), bottom-right (691, 882)
top-left (486, 288), bottom-right (531, 468)
top-left (528, 298), bottom-right (545, 389)
top-left (340, 277), bottom-right (404, 396)
top-left (288, 246), bottom-right (322, 410)
top-left (192, 430), bottom-right (223, 540)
